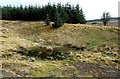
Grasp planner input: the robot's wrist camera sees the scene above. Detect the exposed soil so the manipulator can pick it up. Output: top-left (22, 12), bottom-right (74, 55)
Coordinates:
top-left (73, 61), bottom-right (120, 77)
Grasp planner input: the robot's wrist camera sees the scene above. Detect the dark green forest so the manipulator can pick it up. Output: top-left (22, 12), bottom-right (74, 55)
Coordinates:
top-left (1, 3), bottom-right (86, 24)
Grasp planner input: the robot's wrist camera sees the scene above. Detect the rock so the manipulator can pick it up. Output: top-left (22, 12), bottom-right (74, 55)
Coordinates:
top-left (46, 46), bottom-right (53, 55)
top-left (17, 75), bottom-right (21, 77)
top-left (38, 52), bottom-right (42, 55)
top-left (28, 57), bottom-right (35, 62)
top-left (21, 55), bottom-right (26, 59)
top-left (65, 63), bottom-right (69, 66)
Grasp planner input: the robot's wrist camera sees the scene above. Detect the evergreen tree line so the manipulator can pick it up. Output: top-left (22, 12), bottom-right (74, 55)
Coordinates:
top-left (1, 3), bottom-right (86, 24)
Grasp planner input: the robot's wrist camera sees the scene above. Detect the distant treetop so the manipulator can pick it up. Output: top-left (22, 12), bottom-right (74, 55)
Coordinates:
top-left (1, 3), bottom-right (86, 24)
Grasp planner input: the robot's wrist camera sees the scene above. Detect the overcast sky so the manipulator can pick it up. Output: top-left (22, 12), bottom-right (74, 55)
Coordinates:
top-left (0, 0), bottom-right (119, 20)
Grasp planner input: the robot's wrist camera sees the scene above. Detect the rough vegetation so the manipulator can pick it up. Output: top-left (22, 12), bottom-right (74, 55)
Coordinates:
top-left (1, 20), bottom-right (120, 77)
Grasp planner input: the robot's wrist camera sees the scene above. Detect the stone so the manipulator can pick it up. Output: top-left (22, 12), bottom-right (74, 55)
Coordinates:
top-left (65, 63), bottom-right (69, 66)
top-left (46, 46), bottom-right (53, 55)
top-left (29, 57), bottom-right (35, 62)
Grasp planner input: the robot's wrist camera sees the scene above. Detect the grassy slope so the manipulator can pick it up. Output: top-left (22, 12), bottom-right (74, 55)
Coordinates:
top-left (1, 20), bottom-right (120, 77)
top-left (3, 21), bottom-right (119, 47)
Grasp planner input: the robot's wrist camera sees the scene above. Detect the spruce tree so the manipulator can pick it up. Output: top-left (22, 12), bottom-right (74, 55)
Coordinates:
top-left (52, 11), bottom-right (64, 28)
top-left (1, 3), bottom-right (86, 23)
top-left (79, 9), bottom-right (86, 24)
top-left (45, 14), bottom-right (50, 26)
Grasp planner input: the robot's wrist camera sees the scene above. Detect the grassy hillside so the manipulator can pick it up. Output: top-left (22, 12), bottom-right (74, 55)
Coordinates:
top-left (1, 20), bottom-right (120, 77)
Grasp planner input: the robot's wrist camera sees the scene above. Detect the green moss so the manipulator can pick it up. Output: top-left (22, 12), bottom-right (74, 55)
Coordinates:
top-left (29, 62), bottom-right (64, 77)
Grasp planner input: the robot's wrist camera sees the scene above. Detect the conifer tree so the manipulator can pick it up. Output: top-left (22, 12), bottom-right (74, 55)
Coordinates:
top-left (1, 3), bottom-right (86, 24)
top-left (45, 14), bottom-right (50, 26)
top-left (52, 11), bottom-right (64, 28)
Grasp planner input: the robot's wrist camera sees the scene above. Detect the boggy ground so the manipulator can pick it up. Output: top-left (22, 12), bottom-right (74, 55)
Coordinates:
top-left (1, 20), bottom-right (120, 77)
